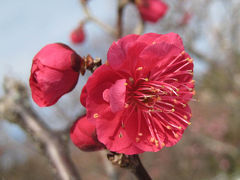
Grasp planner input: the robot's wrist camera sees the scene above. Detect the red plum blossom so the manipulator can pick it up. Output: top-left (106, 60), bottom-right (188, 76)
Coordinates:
top-left (81, 33), bottom-right (194, 155)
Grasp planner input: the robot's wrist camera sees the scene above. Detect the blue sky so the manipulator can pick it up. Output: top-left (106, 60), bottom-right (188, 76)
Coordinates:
top-left (0, 0), bottom-right (117, 150)
top-left (0, 0), bottom-right (117, 95)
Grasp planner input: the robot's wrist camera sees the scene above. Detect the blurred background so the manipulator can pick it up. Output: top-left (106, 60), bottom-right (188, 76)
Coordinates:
top-left (0, 0), bottom-right (240, 179)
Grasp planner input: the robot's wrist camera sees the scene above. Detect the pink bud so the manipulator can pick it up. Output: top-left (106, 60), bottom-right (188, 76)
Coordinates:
top-left (29, 43), bottom-right (82, 107)
top-left (80, 85), bottom-right (87, 107)
top-left (70, 25), bottom-right (85, 44)
top-left (136, 0), bottom-right (168, 23)
top-left (180, 12), bottom-right (192, 25)
top-left (70, 115), bottom-right (105, 152)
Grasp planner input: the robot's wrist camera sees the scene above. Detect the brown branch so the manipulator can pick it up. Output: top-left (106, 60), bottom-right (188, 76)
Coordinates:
top-left (0, 77), bottom-right (81, 180)
top-left (131, 155), bottom-right (152, 180)
top-left (133, 18), bottom-right (145, 35)
top-left (117, 0), bottom-right (129, 38)
top-left (107, 152), bottom-right (152, 180)
top-left (80, 0), bottom-right (118, 37)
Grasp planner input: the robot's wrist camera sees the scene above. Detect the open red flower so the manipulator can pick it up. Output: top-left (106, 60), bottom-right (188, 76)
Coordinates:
top-left (29, 43), bottom-right (82, 107)
top-left (70, 115), bottom-right (105, 152)
top-left (135, 0), bottom-right (168, 23)
top-left (70, 25), bottom-right (85, 44)
top-left (81, 33), bottom-right (194, 155)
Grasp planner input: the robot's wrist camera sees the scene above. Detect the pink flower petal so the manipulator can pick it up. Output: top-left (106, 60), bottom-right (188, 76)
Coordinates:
top-left (108, 79), bottom-right (126, 113)
top-left (80, 85), bottom-right (87, 107)
top-left (70, 115), bottom-right (105, 152)
top-left (107, 34), bottom-right (139, 70)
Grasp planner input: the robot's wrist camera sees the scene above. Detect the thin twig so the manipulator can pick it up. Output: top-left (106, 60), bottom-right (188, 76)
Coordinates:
top-left (117, 0), bottom-right (129, 38)
top-left (80, 0), bottom-right (118, 37)
top-left (133, 18), bottom-right (145, 35)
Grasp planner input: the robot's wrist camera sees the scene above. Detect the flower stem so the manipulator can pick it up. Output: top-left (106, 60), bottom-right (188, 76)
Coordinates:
top-left (107, 152), bottom-right (152, 180)
top-left (131, 155), bottom-right (152, 180)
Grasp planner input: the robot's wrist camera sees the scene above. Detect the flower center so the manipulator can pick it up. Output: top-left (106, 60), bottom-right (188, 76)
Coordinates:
top-left (122, 51), bottom-right (194, 147)
top-left (126, 77), bottom-right (178, 113)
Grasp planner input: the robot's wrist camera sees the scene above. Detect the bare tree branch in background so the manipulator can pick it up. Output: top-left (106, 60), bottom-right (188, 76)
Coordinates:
top-left (80, 0), bottom-right (118, 37)
top-left (0, 77), bottom-right (81, 180)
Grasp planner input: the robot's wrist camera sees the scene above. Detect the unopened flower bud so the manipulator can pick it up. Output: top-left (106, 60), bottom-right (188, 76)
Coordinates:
top-left (29, 43), bottom-right (82, 107)
top-left (135, 0), bottom-right (168, 23)
top-left (70, 115), bottom-right (105, 152)
top-left (70, 24), bottom-right (85, 44)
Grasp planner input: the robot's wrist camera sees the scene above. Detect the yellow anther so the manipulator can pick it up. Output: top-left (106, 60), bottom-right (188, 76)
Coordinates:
top-left (178, 126), bottom-right (182, 130)
top-left (136, 67), bottom-right (143, 71)
top-left (129, 77), bottom-right (134, 82)
top-left (138, 133), bottom-right (143, 136)
top-left (157, 96), bottom-right (161, 101)
top-left (192, 90), bottom-right (196, 95)
top-left (144, 78), bottom-right (149, 81)
top-left (188, 58), bottom-right (193, 63)
top-left (119, 132), bottom-right (123, 138)
top-left (173, 99), bottom-right (177, 103)
top-left (93, 113), bottom-right (99, 118)
top-left (188, 122), bottom-right (192, 125)
top-left (136, 137), bottom-right (140, 142)
top-left (166, 126), bottom-right (171, 130)
top-left (171, 109), bottom-right (175, 112)
top-left (150, 137), bottom-right (155, 143)
top-left (161, 142), bottom-right (165, 147)
top-left (191, 79), bottom-right (195, 83)
top-left (183, 115), bottom-right (188, 120)
top-left (181, 51), bottom-right (185, 55)
top-left (176, 88), bottom-right (180, 92)
top-left (174, 133), bottom-right (179, 138)
top-left (182, 104), bottom-right (186, 108)
top-left (124, 82), bottom-right (128, 86)
top-left (188, 70), bottom-right (193, 75)
top-left (149, 109), bottom-right (155, 113)
top-left (189, 113), bottom-right (192, 117)
top-left (124, 103), bottom-right (129, 108)
top-left (156, 109), bottom-right (163, 112)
